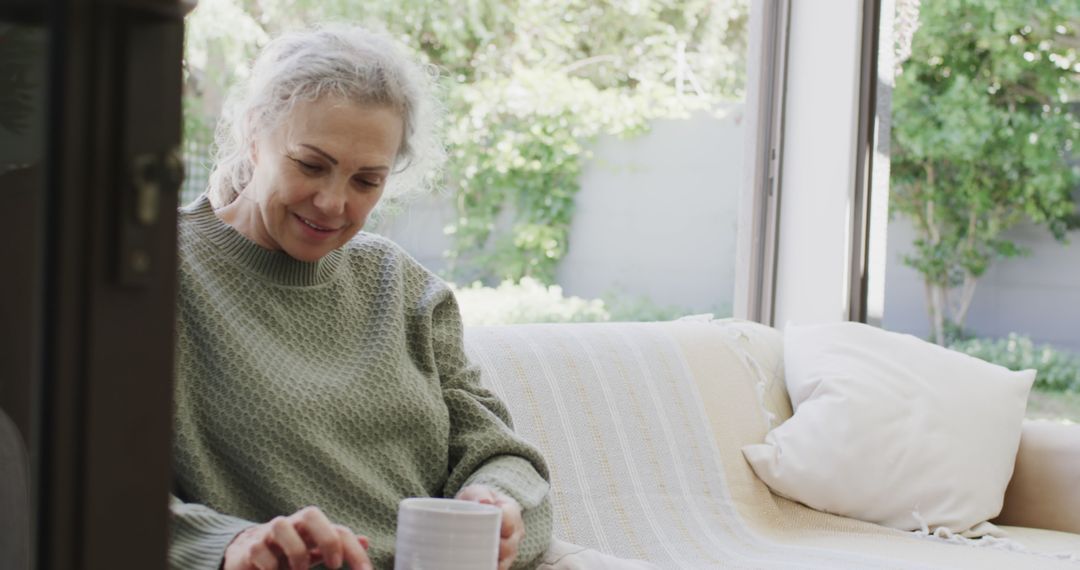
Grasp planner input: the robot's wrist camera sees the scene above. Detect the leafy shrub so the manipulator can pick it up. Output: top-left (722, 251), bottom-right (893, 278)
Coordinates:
top-left (451, 278), bottom-right (609, 326)
top-left (602, 293), bottom-right (726, 323)
top-left (950, 334), bottom-right (1080, 392)
top-left (450, 278), bottom-right (710, 325)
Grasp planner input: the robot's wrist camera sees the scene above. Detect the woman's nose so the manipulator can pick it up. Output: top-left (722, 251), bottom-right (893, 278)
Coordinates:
top-left (312, 178), bottom-right (347, 214)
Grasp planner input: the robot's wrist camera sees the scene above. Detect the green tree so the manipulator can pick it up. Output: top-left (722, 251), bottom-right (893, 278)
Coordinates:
top-left (891, 0), bottom-right (1080, 344)
top-left (183, 0), bottom-right (748, 283)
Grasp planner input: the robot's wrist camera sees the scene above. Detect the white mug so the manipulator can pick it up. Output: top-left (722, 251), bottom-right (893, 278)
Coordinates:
top-left (394, 498), bottom-right (502, 570)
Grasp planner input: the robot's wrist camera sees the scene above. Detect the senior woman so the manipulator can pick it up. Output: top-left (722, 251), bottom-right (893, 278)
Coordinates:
top-left (169, 25), bottom-right (552, 570)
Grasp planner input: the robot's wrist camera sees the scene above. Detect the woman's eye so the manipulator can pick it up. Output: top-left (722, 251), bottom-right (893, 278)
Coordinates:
top-left (292, 158), bottom-right (323, 174)
top-left (354, 177), bottom-right (382, 189)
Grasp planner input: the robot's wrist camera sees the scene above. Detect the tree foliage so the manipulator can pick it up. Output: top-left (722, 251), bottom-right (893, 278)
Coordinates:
top-left (184, 0), bottom-right (749, 283)
top-left (890, 0), bottom-right (1080, 343)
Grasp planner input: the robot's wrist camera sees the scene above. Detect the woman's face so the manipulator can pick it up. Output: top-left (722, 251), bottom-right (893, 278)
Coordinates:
top-left (235, 97), bottom-right (404, 262)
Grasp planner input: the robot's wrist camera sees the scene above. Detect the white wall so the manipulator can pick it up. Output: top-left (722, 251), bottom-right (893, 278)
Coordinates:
top-left (555, 109), bottom-right (742, 312)
top-left (772, 0), bottom-right (865, 325)
top-left (883, 218), bottom-right (1080, 350)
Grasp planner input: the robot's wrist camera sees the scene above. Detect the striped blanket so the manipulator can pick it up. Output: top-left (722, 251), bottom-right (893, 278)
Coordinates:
top-left (465, 319), bottom-right (1080, 569)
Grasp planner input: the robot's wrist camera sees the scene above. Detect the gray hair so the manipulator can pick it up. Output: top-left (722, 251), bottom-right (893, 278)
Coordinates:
top-left (206, 24), bottom-right (445, 209)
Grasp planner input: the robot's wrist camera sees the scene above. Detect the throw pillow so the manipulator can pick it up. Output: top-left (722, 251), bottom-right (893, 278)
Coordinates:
top-left (742, 321), bottom-right (1035, 534)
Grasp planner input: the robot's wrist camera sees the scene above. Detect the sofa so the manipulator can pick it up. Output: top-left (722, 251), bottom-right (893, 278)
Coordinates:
top-left (464, 318), bottom-right (1080, 569)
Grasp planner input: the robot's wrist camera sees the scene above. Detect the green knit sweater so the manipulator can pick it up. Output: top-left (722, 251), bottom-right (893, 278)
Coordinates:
top-left (169, 196), bottom-right (552, 569)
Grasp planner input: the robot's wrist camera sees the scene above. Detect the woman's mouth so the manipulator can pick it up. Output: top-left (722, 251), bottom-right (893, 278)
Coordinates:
top-left (293, 213), bottom-right (340, 238)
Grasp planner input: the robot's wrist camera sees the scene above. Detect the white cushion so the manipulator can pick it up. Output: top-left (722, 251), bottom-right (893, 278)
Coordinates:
top-left (742, 321), bottom-right (1035, 533)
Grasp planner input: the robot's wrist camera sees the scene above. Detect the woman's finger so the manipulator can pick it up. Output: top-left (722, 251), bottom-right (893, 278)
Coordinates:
top-left (292, 507), bottom-right (344, 569)
top-left (248, 538), bottom-right (281, 570)
top-left (306, 547), bottom-right (327, 568)
top-left (500, 504), bottom-right (521, 538)
top-left (265, 516), bottom-right (311, 570)
top-left (499, 499), bottom-right (523, 540)
top-left (336, 526), bottom-right (373, 570)
top-left (456, 486), bottom-right (524, 570)
top-left (500, 503), bottom-right (524, 569)
top-left (498, 536), bottom-right (519, 563)
top-left (455, 484), bottom-right (498, 504)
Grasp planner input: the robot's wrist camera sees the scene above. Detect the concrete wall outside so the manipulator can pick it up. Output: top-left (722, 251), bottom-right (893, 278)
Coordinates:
top-left (372, 106), bottom-right (746, 315)
top-left (882, 217), bottom-right (1080, 350)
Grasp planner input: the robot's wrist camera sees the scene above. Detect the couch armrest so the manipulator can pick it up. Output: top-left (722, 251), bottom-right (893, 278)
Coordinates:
top-left (993, 420), bottom-right (1080, 534)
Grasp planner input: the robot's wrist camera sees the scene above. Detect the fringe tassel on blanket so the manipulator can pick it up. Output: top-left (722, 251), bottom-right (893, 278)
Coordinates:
top-left (911, 510), bottom-right (1080, 564)
top-left (722, 326), bottom-right (779, 429)
top-left (687, 315), bottom-right (784, 431)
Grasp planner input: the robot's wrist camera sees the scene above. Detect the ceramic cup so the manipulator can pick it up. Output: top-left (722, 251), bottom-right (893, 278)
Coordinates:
top-left (393, 498), bottom-right (502, 570)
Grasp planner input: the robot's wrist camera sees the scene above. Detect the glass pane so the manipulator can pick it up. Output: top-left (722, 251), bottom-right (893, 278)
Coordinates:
top-left (0, 22), bottom-right (47, 174)
top-left (877, 1), bottom-right (1080, 421)
top-left (0, 17), bottom-right (48, 570)
top-left (182, 1), bottom-right (755, 325)
top-left (0, 18), bottom-right (49, 437)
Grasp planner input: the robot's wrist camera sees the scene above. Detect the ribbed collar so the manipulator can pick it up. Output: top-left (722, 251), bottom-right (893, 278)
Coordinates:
top-left (182, 195), bottom-right (345, 287)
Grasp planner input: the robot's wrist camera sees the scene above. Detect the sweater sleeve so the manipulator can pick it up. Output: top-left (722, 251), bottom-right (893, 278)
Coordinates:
top-left (463, 456), bottom-right (555, 569)
top-left (168, 494), bottom-right (256, 570)
top-left (427, 289), bottom-right (554, 568)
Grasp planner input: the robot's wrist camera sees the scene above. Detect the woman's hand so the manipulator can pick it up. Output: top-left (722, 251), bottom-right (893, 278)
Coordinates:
top-left (455, 485), bottom-right (525, 570)
top-left (223, 506), bottom-right (371, 570)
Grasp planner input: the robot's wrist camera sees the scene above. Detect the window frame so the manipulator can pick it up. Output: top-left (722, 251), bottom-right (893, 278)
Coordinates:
top-left (734, 0), bottom-right (792, 325)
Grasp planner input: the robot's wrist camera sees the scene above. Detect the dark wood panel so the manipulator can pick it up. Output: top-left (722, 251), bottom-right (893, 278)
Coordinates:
top-left (80, 12), bottom-right (181, 567)
top-left (0, 164), bottom-right (44, 453)
top-left (0, 3), bottom-right (49, 24)
top-left (33, 2), bottom-right (184, 568)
